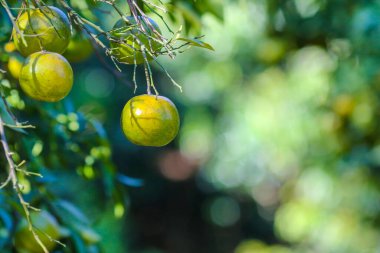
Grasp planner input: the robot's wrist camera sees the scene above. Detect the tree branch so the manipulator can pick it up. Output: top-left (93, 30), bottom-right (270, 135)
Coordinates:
top-left (0, 115), bottom-right (50, 253)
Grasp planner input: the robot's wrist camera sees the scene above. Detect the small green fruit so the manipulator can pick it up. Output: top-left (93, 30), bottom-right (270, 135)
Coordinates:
top-left (14, 210), bottom-right (61, 253)
top-left (63, 29), bottom-right (93, 63)
top-left (7, 53), bottom-right (24, 79)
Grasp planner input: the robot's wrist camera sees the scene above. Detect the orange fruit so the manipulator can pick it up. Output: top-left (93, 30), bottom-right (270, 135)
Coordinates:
top-left (63, 29), bottom-right (93, 63)
top-left (19, 51), bottom-right (73, 102)
top-left (110, 16), bottom-right (162, 64)
top-left (14, 210), bottom-right (61, 253)
top-left (121, 94), bottom-right (180, 146)
top-left (13, 6), bottom-right (71, 57)
top-left (7, 54), bottom-right (24, 79)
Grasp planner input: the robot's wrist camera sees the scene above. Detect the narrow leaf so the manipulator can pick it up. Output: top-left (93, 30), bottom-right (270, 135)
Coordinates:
top-left (177, 37), bottom-right (214, 51)
top-left (117, 174), bottom-right (144, 187)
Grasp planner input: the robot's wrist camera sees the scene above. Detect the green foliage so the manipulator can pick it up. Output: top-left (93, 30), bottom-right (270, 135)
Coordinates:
top-left (3, 0), bottom-right (380, 253)
top-left (0, 0), bottom-right (213, 251)
top-left (166, 0), bottom-right (380, 252)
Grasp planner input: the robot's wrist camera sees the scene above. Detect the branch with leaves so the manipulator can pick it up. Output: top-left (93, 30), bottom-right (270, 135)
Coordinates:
top-left (0, 0), bottom-right (213, 251)
top-left (0, 114), bottom-right (53, 253)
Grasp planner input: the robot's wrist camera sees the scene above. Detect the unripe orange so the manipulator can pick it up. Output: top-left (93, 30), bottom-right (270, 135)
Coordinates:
top-left (63, 29), bottom-right (93, 63)
top-left (121, 95), bottom-right (180, 146)
top-left (19, 51), bottom-right (73, 102)
top-left (14, 210), bottom-right (61, 253)
top-left (110, 16), bottom-right (162, 64)
top-left (13, 6), bottom-right (71, 57)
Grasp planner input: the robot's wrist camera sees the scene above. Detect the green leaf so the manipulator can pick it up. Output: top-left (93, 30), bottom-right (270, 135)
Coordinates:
top-left (0, 98), bottom-right (26, 134)
top-left (52, 200), bottom-right (90, 225)
top-left (170, 3), bottom-right (202, 34)
top-left (71, 231), bottom-right (88, 253)
top-left (73, 224), bottom-right (101, 245)
top-left (177, 37), bottom-right (215, 51)
top-left (117, 173), bottom-right (144, 187)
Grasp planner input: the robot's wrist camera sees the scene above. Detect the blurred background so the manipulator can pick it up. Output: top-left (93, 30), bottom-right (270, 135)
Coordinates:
top-left (3, 0), bottom-right (380, 252)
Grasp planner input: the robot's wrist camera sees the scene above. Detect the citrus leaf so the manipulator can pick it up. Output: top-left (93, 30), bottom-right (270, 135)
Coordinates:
top-left (53, 200), bottom-right (89, 225)
top-left (0, 209), bottom-right (13, 231)
top-left (117, 173), bottom-right (144, 187)
top-left (73, 224), bottom-right (101, 245)
top-left (177, 37), bottom-right (215, 51)
top-left (71, 231), bottom-right (88, 253)
top-left (0, 98), bottom-right (26, 134)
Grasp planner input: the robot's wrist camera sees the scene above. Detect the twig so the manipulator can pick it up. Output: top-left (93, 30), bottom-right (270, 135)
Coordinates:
top-left (153, 59), bottom-right (182, 92)
top-left (0, 115), bottom-right (49, 253)
top-left (3, 123), bottom-right (36, 129)
top-left (0, 0), bottom-right (27, 46)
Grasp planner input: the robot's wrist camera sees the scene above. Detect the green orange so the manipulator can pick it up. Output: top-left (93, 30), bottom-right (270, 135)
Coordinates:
top-left (63, 29), bottom-right (93, 63)
top-left (110, 16), bottom-right (163, 64)
top-left (7, 54), bottom-right (24, 79)
top-left (13, 6), bottom-right (71, 57)
top-left (121, 95), bottom-right (180, 147)
top-left (19, 51), bottom-right (73, 102)
top-left (14, 210), bottom-right (61, 253)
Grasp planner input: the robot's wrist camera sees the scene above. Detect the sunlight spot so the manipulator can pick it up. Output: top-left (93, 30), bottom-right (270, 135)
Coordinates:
top-left (135, 108), bottom-right (142, 116)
